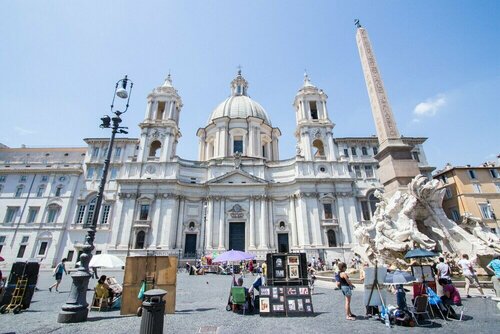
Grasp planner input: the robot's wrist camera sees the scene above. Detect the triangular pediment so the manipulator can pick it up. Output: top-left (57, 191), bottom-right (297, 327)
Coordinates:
top-left (208, 169), bottom-right (267, 184)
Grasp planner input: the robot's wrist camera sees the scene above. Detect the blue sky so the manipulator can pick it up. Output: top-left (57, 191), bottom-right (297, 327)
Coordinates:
top-left (1, 1), bottom-right (499, 169)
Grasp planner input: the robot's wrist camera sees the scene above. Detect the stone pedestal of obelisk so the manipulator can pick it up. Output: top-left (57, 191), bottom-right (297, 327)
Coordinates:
top-left (356, 23), bottom-right (420, 196)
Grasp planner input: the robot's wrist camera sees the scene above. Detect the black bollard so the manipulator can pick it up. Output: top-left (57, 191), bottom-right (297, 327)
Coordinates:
top-left (139, 289), bottom-right (167, 334)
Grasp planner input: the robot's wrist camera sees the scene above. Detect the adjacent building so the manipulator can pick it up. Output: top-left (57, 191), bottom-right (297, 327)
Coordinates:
top-left (434, 162), bottom-right (500, 234)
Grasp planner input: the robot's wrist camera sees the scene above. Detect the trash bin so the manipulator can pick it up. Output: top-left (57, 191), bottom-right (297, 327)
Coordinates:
top-left (139, 289), bottom-right (167, 334)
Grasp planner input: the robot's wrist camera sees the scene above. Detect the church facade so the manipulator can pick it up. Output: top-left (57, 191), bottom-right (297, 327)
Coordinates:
top-left (0, 71), bottom-right (433, 268)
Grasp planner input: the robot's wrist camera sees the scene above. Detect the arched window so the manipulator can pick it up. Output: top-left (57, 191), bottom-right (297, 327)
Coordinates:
top-left (279, 221), bottom-right (286, 230)
top-left (46, 204), bottom-right (61, 223)
top-left (361, 191), bottom-right (380, 221)
top-left (327, 230), bottom-right (337, 247)
top-left (149, 141), bottom-right (161, 157)
top-left (135, 230), bottom-right (146, 249)
top-left (368, 193), bottom-right (379, 215)
top-left (312, 139), bottom-right (325, 157)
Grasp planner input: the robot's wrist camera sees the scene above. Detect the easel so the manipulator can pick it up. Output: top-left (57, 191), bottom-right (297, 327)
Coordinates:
top-left (366, 262), bottom-right (387, 325)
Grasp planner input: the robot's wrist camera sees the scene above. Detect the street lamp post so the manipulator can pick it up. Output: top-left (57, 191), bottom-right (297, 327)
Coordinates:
top-left (58, 76), bottom-right (133, 323)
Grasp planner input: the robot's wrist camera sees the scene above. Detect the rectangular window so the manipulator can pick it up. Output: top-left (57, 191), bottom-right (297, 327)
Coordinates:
top-left (140, 204), bottom-right (150, 220)
top-left (115, 147), bottom-right (122, 158)
top-left (20, 175), bottom-right (27, 182)
top-left (343, 148), bottom-right (349, 157)
top-left (96, 167), bottom-right (103, 180)
top-left (445, 188), bottom-right (452, 199)
top-left (76, 205), bottom-right (86, 224)
top-left (441, 175), bottom-right (448, 184)
top-left (41, 175), bottom-right (48, 182)
top-left (309, 101), bottom-right (318, 120)
top-left (38, 241), bottom-right (48, 255)
top-left (347, 165), bottom-right (352, 172)
top-left (86, 201), bottom-right (96, 225)
top-left (468, 170), bottom-right (477, 179)
top-left (55, 187), bottom-right (62, 197)
top-left (354, 165), bottom-right (361, 178)
top-left (473, 183), bottom-right (481, 193)
top-left (110, 168), bottom-right (117, 180)
top-left (92, 147), bottom-right (99, 157)
top-left (323, 203), bottom-right (333, 219)
top-left (412, 152), bottom-right (420, 162)
top-left (17, 245), bottom-right (27, 258)
top-left (373, 147), bottom-right (378, 155)
top-left (87, 167), bottom-right (95, 179)
top-left (351, 147), bottom-right (357, 156)
top-left (15, 187), bottom-right (23, 198)
top-left (479, 204), bottom-right (492, 219)
top-left (101, 205), bottom-right (111, 224)
top-left (47, 207), bottom-right (58, 223)
top-left (0, 176), bottom-right (6, 182)
top-left (233, 138), bottom-right (243, 154)
top-left (0, 235), bottom-right (6, 254)
top-left (27, 207), bottom-right (39, 224)
top-left (36, 186), bottom-right (45, 197)
top-left (365, 165), bottom-right (374, 178)
top-left (4, 207), bottom-right (19, 223)
top-left (490, 169), bottom-right (499, 178)
top-left (21, 236), bottom-right (29, 243)
top-left (67, 250), bottom-right (74, 262)
top-left (451, 209), bottom-right (460, 222)
top-left (495, 183), bottom-right (500, 193)
top-left (102, 148), bottom-right (108, 158)
top-left (361, 147), bottom-right (368, 156)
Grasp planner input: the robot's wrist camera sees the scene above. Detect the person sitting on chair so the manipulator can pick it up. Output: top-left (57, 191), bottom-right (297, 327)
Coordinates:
top-left (438, 278), bottom-right (461, 317)
top-left (195, 261), bottom-right (205, 275)
top-left (95, 275), bottom-right (114, 306)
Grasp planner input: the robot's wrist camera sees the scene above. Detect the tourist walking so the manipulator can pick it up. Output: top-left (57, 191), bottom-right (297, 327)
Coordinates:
top-left (457, 254), bottom-right (485, 298)
top-left (49, 258), bottom-right (67, 292)
top-left (338, 262), bottom-right (356, 320)
top-left (486, 254), bottom-right (500, 297)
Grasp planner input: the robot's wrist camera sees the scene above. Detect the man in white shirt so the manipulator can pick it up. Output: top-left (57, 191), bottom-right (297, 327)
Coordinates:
top-left (436, 257), bottom-right (451, 283)
top-left (457, 254), bottom-right (485, 298)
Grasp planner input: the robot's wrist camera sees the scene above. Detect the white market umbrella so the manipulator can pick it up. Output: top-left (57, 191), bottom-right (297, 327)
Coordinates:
top-left (89, 254), bottom-right (125, 268)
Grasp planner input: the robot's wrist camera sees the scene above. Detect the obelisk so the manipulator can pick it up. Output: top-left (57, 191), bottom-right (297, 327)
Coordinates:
top-left (355, 20), bottom-right (420, 196)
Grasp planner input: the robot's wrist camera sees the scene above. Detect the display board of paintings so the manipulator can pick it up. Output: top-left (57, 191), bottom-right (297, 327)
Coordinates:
top-left (259, 285), bottom-right (314, 317)
top-left (266, 253), bottom-right (308, 286)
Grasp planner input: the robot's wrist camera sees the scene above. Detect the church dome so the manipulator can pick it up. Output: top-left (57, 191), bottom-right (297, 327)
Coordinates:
top-left (208, 71), bottom-right (272, 126)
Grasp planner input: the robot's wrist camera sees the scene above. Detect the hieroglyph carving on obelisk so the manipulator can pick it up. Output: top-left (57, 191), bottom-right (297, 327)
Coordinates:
top-left (356, 27), bottom-right (400, 147)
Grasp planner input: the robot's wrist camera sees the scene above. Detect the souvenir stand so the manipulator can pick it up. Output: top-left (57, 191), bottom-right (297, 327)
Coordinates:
top-left (259, 253), bottom-right (314, 317)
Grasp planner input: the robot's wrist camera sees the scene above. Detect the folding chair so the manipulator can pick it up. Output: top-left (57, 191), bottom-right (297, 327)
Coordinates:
top-left (230, 286), bottom-right (248, 315)
top-left (90, 291), bottom-right (109, 312)
top-left (446, 303), bottom-right (465, 321)
top-left (426, 287), bottom-right (446, 320)
top-left (408, 295), bottom-right (432, 326)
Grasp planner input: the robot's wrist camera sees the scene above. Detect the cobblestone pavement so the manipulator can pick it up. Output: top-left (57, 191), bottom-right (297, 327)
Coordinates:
top-left (0, 270), bottom-right (499, 334)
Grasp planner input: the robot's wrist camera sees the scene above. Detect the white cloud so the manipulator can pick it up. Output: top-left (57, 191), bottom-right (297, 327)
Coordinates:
top-left (14, 126), bottom-right (36, 135)
top-left (413, 94), bottom-right (446, 117)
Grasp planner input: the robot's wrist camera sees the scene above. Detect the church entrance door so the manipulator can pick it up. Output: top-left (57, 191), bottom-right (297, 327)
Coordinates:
top-left (184, 234), bottom-right (197, 258)
top-left (277, 233), bottom-right (289, 253)
top-left (229, 222), bottom-right (245, 251)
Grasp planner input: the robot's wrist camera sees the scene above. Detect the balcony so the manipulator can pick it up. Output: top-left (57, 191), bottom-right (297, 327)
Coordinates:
top-left (133, 219), bottom-right (152, 228)
top-left (321, 218), bottom-right (339, 226)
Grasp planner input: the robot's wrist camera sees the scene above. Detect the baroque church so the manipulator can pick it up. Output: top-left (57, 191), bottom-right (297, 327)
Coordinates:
top-left (0, 27), bottom-right (434, 268)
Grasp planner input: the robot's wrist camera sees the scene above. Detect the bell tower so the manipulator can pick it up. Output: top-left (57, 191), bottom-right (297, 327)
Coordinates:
top-left (293, 73), bottom-right (337, 161)
top-left (137, 74), bottom-right (183, 163)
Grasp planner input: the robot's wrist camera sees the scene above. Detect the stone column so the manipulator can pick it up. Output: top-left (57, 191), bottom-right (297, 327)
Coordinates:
top-left (218, 197), bottom-right (225, 250)
top-left (205, 198), bottom-right (214, 250)
top-left (150, 196), bottom-right (162, 247)
top-left (289, 196), bottom-right (299, 248)
top-left (268, 198), bottom-right (275, 249)
top-left (260, 197), bottom-right (268, 249)
top-left (110, 196), bottom-right (125, 247)
top-left (165, 196), bottom-right (179, 249)
top-left (248, 197), bottom-right (256, 249)
top-left (309, 196), bottom-right (323, 247)
top-left (326, 132), bottom-right (336, 160)
top-left (175, 197), bottom-right (185, 249)
top-left (296, 194), bottom-right (311, 246)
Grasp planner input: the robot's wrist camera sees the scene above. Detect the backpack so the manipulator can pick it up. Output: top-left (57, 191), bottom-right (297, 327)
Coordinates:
top-left (335, 273), bottom-right (341, 288)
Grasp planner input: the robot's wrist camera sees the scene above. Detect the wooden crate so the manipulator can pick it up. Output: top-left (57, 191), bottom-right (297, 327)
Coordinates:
top-left (121, 256), bottom-right (177, 315)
